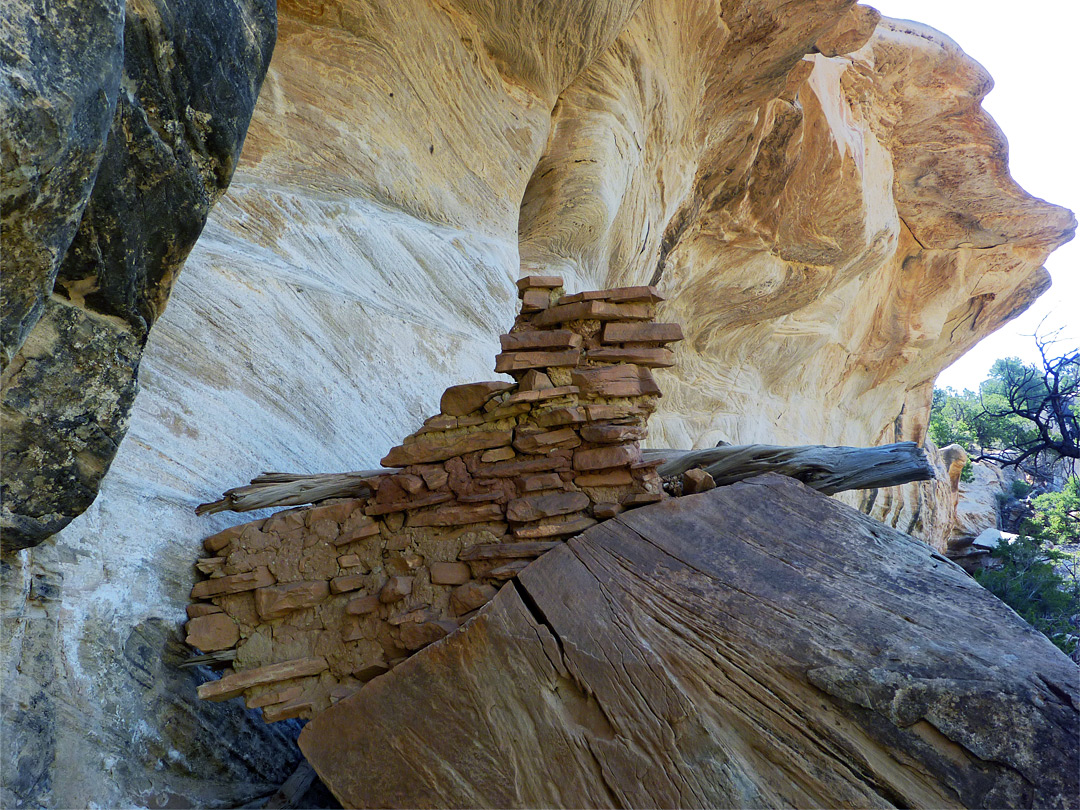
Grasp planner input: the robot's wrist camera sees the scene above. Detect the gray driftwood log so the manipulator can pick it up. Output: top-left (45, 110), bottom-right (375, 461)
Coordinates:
top-left (645, 440), bottom-right (934, 494)
top-left (196, 442), bottom-right (932, 515)
top-left (194, 471), bottom-right (394, 515)
top-left (299, 474), bottom-right (1078, 809)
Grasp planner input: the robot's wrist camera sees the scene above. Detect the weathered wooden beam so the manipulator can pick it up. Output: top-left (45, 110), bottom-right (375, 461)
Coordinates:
top-left (194, 470), bottom-right (395, 515)
top-left (195, 442), bottom-right (932, 516)
top-left (643, 441), bottom-right (934, 495)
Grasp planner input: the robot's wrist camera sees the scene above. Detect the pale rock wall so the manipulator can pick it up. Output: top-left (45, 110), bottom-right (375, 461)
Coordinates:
top-left (953, 461), bottom-right (1010, 541)
top-left (2, 1), bottom-right (1074, 806)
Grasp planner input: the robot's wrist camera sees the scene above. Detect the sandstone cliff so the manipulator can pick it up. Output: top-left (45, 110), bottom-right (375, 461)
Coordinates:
top-left (1, 0), bottom-right (1075, 806)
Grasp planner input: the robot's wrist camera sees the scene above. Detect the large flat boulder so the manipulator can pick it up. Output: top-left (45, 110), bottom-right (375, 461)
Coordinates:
top-left (300, 474), bottom-right (1078, 809)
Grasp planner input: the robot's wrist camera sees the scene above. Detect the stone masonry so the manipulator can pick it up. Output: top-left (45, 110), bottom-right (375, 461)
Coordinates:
top-left (186, 276), bottom-right (683, 722)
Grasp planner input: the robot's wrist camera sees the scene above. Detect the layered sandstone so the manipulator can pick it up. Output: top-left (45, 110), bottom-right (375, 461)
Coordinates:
top-left (2, 1), bottom-right (1075, 806)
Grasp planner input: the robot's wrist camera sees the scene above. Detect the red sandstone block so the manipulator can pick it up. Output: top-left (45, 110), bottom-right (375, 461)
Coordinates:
top-left (506, 491), bottom-right (590, 523)
top-left (191, 566), bottom-right (274, 600)
top-left (530, 300), bottom-right (653, 327)
top-left (585, 347), bottom-right (675, 368)
top-left (516, 275), bottom-right (563, 291)
top-left (500, 331), bottom-right (582, 352)
top-left (571, 364), bottom-right (660, 397)
top-left (494, 350), bottom-right (581, 373)
top-left (520, 288), bottom-right (551, 312)
top-left (440, 381), bottom-right (513, 417)
top-left (430, 562), bottom-right (472, 585)
top-left (255, 581), bottom-right (331, 619)
top-left (601, 321), bottom-right (683, 344)
top-left (573, 444), bottom-right (642, 472)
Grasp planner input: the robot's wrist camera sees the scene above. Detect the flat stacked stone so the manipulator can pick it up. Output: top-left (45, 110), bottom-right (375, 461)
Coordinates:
top-left (186, 275), bottom-right (683, 722)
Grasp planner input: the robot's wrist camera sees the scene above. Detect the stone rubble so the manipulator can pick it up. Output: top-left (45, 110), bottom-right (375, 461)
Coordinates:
top-left (186, 277), bottom-right (682, 721)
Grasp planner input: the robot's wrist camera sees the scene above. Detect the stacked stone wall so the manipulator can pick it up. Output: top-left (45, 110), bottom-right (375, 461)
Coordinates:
top-left (186, 276), bottom-right (683, 721)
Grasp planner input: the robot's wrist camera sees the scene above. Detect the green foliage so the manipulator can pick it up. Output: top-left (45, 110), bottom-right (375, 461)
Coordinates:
top-left (960, 460), bottom-right (974, 483)
top-left (928, 387), bottom-right (980, 449)
top-left (979, 476), bottom-right (1080, 657)
top-left (1010, 479), bottom-right (1033, 500)
top-left (929, 340), bottom-right (1079, 475)
top-left (975, 535), bottom-right (1079, 657)
top-left (929, 367), bottom-right (1041, 455)
top-left (1025, 477), bottom-right (1080, 543)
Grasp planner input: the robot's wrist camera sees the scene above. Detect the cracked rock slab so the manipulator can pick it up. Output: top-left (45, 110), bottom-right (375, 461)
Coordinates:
top-left (299, 474), bottom-right (1078, 809)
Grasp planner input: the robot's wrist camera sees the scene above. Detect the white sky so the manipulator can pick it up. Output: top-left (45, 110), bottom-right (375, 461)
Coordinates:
top-left (869, 0), bottom-right (1078, 392)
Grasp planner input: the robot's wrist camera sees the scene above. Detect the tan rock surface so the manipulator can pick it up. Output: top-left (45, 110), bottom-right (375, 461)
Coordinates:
top-left (952, 461), bottom-right (1010, 541)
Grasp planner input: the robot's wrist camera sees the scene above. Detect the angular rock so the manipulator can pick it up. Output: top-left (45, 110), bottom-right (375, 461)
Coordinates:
top-left (365, 491), bottom-right (454, 516)
top-left (506, 491), bottom-right (590, 523)
top-left (337, 513), bottom-right (380, 543)
top-left (329, 575), bottom-right (365, 595)
top-left (520, 289), bottom-right (551, 312)
top-left (487, 560), bottom-right (531, 579)
top-left (396, 473), bottom-right (425, 494)
top-left (418, 466), bottom-right (450, 491)
top-left (198, 657), bottom-right (328, 703)
top-left (519, 473), bottom-right (566, 492)
top-left (518, 369), bottom-right (554, 390)
top-left (621, 492), bottom-right (663, 508)
top-left (407, 503), bottom-right (504, 528)
top-left (571, 364), bottom-right (660, 397)
top-left (574, 469), bottom-right (634, 487)
top-left (458, 541), bottom-right (561, 560)
top-left (585, 347), bottom-right (675, 367)
top-left (511, 516), bottom-right (597, 539)
top-left (440, 381), bottom-right (513, 417)
top-left (255, 581), bottom-right (330, 619)
top-left (382, 431), bottom-right (513, 467)
top-left (186, 603), bottom-right (223, 619)
top-left (682, 468), bottom-right (716, 494)
top-left (516, 275), bottom-right (563, 291)
top-left (345, 595), bottom-right (381, 615)
top-left (262, 698), bottom-right (315, 723)
top-left (573, 444), bottom-right (642, 472)
top-left (494, 350), bottom-right (581, 373)
top-left (300, 477), bottom-right (1079, 810)
top-left (203, 525), bottom-right (245, 554)
top-left (480, 446), bottom-right (516, 462)
top-left (399, 620), bottom-right (456, 651)
top-left (531, 300), bottom-right (653, 326)
top-left (449, 582), bottom-right (499, 616)
top-left (378, 576), bottom-right (413, 604)
top-left (558, 286), bottom-right (663, 305)
top-left (185, 613), bottom-right (240, 652)
top-left (601, 321), bottom-right (684, 344)
top-left (500, 330), bottom-right (582, 352)
top-left (578, 423), bottom-right (647, 444)
top-left (190, 567), bottom-right (274, 600)
top-left (512, 427), bottom-right (581, 455)
top-left (591, 502), bottom-right (623, 519)
top-left (473, 455), bottom-right (570, 478)
top-left (245, 685), bottom-right (304, 710)
top-left (429, 562), bottom-right (472, 585)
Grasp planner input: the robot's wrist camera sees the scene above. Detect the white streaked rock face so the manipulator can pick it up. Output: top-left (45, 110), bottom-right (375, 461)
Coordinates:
top-left (3, 1), bottom-right (1072, 806)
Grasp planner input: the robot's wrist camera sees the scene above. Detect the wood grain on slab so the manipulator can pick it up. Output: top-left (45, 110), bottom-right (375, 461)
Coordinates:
top-left (300, 474), bottom-right (1078, 809)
